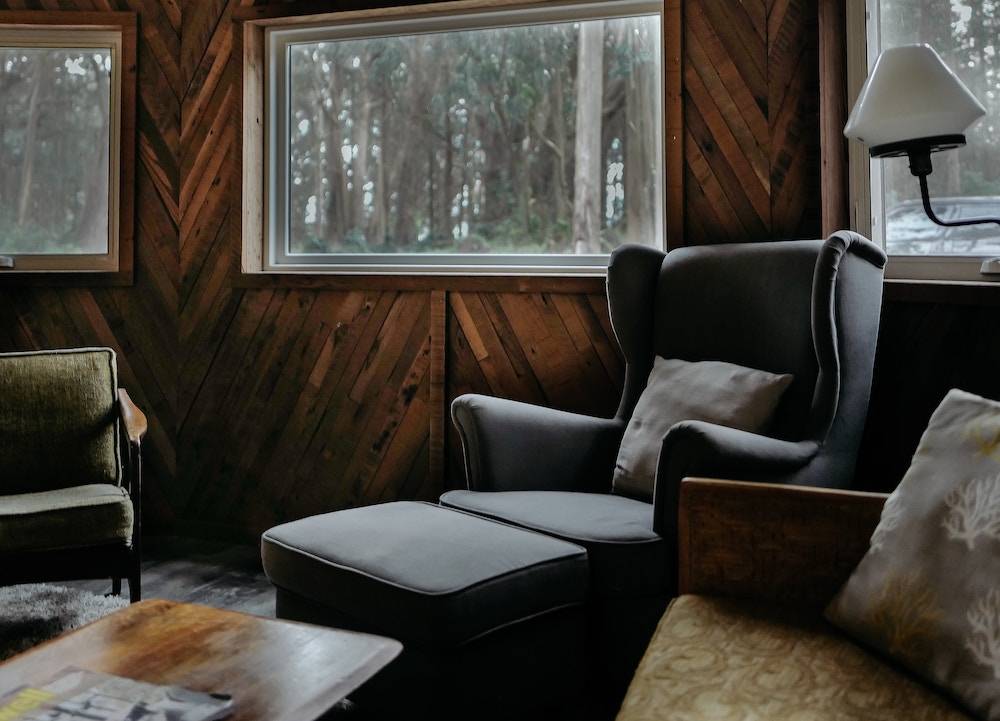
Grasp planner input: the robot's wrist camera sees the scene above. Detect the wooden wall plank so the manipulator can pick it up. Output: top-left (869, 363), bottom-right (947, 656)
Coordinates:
top-left (818, 0), bottom-right (849, 235)
top-left (0, 0), bottom-right (883, 543)
top-left (682, 0), bottom-right (821, 244)
top-left (429, 290), bottom-right (447, 486)
top-left (768, 0), bottom-right (821, 240)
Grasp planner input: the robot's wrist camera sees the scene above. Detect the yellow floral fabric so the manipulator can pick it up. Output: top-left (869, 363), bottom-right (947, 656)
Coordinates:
top-left (616, 595), bottom-right (969, 721)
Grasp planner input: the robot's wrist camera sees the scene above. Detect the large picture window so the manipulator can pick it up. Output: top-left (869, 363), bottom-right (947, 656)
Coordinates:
top-left (0, 24), bottom-right (128, 274)
top-left (849, 0), bottom-right (1000, 281)
top-left (263, 1), bottom-right (664, 273)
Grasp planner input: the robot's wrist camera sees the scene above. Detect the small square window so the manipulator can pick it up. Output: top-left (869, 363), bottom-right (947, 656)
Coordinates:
top-left (0, 22), bottom-right (132, 276)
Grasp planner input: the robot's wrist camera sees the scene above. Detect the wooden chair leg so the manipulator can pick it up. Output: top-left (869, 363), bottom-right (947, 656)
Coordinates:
top-left (128, 575), bottom-right (141, 603)
top-left (128, 560), bottom-right (141, 603)
top-left (111, 578), bottom-right (122, 596)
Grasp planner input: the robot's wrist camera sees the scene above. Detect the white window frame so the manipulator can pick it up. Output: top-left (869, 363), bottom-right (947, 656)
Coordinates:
top-left (847, 0), bottom-right (1000, 283)
top-left (0, 27), bottom-right (123, 274)
top-left (262, 0), bottom-right (666, 276)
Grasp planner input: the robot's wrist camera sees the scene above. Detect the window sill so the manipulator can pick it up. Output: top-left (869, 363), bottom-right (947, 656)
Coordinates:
top-left (233, 272), bottom-right (606, 294)
top-left (882, 255), bottom-right (1000, 304)
top-left (260, 261), bottom-right (608, 276)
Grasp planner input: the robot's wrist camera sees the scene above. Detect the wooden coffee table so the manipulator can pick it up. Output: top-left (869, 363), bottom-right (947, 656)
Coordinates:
top-left (0, 600), bottom-right (402, 721)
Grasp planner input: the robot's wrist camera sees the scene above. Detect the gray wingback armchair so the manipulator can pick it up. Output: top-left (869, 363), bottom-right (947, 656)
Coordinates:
top-left (442, 233), bottom-right (887, 697)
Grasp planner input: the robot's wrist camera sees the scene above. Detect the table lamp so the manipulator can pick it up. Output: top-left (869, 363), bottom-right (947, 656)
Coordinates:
top-left (844, 44), bottom-right (1000, 274)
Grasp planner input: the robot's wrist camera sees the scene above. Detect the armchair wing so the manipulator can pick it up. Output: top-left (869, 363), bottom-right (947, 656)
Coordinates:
top-left (452, 394), bottom-right (625, 492)
top-left (652, 421), bottom-right (820, 537)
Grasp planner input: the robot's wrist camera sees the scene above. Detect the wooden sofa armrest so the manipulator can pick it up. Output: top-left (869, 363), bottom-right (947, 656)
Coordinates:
top-left (118, 388), bottom-right (147, 445)
top-left (678, 478), bottom-right (888, 610)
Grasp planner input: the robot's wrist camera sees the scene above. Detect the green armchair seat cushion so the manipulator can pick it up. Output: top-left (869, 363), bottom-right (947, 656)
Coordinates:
top-left (0, 348), bottom-right (121, 494)
top-left (0, 484), bottom-right (133, 554)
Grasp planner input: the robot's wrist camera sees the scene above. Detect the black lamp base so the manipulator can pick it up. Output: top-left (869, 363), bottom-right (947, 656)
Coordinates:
top-left (867, 135), bottom-right (1000, 233)
top-left (868, 134), bottom-right (967, 159)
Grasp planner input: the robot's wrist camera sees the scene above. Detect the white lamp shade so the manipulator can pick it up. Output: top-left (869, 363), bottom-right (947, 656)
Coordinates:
top-left (844, 44), bottom-right (986, 148)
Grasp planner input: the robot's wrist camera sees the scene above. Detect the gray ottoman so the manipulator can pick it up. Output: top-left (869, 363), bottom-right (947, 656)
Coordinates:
top-left (261, 501), bottom-right (589, 718)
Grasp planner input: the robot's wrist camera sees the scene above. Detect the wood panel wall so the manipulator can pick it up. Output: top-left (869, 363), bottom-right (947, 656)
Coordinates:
top-left (10, 0), bottom-right (965, 542)
top-left (856, 295), bottom-right (1000, 492)
top-left (682, 0), bottom-right (821, 244)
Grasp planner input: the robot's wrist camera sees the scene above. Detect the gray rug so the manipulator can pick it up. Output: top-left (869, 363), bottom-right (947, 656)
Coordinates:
top-left (0, 584), bottom-right (128, 661)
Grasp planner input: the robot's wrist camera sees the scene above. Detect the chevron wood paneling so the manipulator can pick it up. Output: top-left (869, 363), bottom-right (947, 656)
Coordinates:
top-left (177, 289), bottom-right (436, 534)
top-left (683, 0), bottom-right (820, 245)
top-left (768, 0), bottom-right (821, 240)
top-left (1, 0), bottom-right (832, 540)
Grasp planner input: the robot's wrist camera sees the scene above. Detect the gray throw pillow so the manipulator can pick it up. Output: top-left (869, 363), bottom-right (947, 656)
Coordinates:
top-left (612, 357), bottom-right (794, 501)
top-left (826, 389), bottom-right (1000, 721)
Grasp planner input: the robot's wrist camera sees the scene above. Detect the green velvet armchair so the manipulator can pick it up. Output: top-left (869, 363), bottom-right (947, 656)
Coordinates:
top-left (0, 348), bottom-right (145, 602)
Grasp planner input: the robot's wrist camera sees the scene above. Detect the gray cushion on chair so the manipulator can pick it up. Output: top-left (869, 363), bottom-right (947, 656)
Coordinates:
top-left (613, 357), bottom-right (793, 501)
top-left (261, 501), bottom-right (588, 648)
top-left (440, 490), bottom-right (666, 598)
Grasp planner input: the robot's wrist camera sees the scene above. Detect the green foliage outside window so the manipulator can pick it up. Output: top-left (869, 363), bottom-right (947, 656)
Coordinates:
top-left (284, 14), bottom-right (663, 257)
top-left (0, 47), bottom-right (111, 256)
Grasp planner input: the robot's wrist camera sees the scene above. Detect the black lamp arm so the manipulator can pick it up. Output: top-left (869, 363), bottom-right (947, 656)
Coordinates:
top-left (917, 174), bottom-right (1000, 230)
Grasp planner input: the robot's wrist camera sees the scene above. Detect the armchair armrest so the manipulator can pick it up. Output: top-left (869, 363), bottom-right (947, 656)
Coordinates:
top-left (653, 420), bottom-right (820, 537)
top-left (118, 389), bottom-right (147, 446)
top-left (116, 388), bottom-right (144, 600)
top-left (452, 394), bottom-right (625, 492)
top-left (678, 478), bottom-right (887, 610)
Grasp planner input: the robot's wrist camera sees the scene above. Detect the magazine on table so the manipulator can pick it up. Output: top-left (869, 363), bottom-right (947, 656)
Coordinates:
top-left (0, 667), bottom-right (233, 721)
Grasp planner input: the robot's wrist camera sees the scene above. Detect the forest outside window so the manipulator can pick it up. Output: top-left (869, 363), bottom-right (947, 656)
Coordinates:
top-left (0, 26), bottom-right (124, 273)
top-left (263, 1), bottom-right (665, 274)
top-left (848, 0), bottom-right (1000, 281)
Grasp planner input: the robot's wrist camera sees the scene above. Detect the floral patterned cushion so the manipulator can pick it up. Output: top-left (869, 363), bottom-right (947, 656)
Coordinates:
top-left (617, 595), bottom-right (968, 721)
top-left (827, 389), bottom-right (1000, 720)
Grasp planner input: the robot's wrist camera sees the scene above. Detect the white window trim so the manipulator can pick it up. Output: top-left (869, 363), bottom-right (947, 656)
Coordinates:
top-left (846, 0), bottom-right (1000, 284)
top-left (0, 28), bottom-right (123, 274)
top-left (261, 0), bottom-right (666, 276)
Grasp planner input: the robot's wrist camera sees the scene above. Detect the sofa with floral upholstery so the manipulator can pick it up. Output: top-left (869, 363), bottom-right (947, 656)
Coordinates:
top-left (616, 478), bottom-right (973, 720)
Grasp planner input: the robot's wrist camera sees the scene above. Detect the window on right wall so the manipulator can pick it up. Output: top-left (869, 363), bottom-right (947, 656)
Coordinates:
top-left (848, 0), bottom-right (1000, 281)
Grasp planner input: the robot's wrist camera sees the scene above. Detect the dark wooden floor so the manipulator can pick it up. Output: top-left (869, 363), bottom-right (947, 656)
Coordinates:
top-left (69, 537), bottom-right (275, 617)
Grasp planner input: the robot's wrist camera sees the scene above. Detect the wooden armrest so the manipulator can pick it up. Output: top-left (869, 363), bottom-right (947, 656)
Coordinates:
top-left (678, 478), bottom-right (887, 610)
top-left (118, 389), bottom-right (148, 445)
